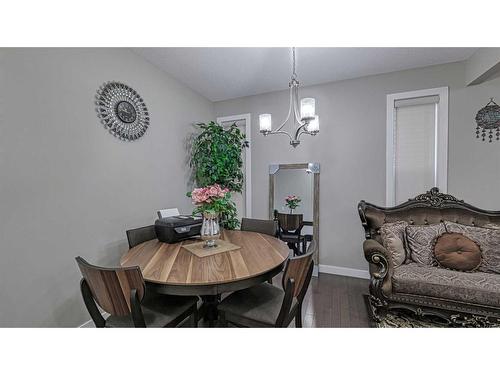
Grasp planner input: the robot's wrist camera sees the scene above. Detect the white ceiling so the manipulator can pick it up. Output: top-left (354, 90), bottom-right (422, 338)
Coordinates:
top-left (133, 47), bottom-right (478, 102)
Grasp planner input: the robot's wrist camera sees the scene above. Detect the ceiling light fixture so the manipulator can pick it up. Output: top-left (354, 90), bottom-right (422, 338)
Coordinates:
top-left (259, 47), bottom-right (319, 147)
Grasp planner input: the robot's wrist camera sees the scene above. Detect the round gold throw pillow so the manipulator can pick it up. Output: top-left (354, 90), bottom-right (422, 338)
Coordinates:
top-left (433, 233), bottom-right (481, 271)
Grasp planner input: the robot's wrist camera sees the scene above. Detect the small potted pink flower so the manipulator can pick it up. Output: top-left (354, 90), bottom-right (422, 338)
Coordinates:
top-left (187, 184), bottom-right (231, 248)
top-left (285, 195), bottom-right (301, 214)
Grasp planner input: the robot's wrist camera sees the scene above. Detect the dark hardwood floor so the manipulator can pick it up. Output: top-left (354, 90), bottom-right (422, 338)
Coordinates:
top-left (82, 273), bottom-right (371, 328)
top-left (296, 273), bottom-right (370, 328)
top-left (198, 272), bottom-right (370, 328)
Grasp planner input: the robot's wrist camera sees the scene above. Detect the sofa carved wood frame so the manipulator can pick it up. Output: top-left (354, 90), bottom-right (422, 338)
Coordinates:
top-left (358, 187), bottom-right (500, 327)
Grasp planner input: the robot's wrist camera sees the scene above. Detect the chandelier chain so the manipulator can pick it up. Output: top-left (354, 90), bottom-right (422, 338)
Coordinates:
top-left (291, 47), bottom-right (297, 80)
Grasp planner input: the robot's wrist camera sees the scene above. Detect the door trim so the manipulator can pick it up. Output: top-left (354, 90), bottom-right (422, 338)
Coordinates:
top-left (386, 87), bottom-right (448, 206)
top-left (216, 113), bottom-right (252, 218)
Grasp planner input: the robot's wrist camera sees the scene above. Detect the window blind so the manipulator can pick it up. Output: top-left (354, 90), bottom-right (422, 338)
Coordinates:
top-left (394, 95), bottom-right (440, 108)
top-left (394, 103), bottom-right (437, 204)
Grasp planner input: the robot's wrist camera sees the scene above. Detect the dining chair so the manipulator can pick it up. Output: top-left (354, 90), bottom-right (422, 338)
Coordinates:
top-left (157, 207), bottom-right (180, 219)
top-left (217, 242), bottom-right (315, 328)
top-left (126, 225), bottom-right (156, 249)
top-left (241, 217), bottom-right (279, 284)
top-left (240, 217), bottom-right (278, 237)
top-left (276, 212), bottom-right (307, 256)
top-left (76, 257), bottom-right (198, 328)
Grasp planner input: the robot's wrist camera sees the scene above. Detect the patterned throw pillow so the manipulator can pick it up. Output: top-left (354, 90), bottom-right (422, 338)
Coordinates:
top-left (380, 221), bottom-right (408, 268)
top-left (405, 223), bottom-right (446, 265)
top-left (444, 221), bottom-right (500, 274)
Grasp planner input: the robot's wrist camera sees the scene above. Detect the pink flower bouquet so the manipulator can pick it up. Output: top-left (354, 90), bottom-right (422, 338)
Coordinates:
top-left (285, 195), bottom-right (301, 213)
top-left (187, 183), bottom-right (231, 215)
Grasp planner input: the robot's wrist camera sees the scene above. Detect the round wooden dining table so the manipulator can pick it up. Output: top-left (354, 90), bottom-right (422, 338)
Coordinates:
top-left (120, 229), bottom-right (290, 326)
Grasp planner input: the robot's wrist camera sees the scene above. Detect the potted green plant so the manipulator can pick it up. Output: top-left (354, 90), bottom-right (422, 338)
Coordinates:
top-left (188, 121), bottom-right (248, 229)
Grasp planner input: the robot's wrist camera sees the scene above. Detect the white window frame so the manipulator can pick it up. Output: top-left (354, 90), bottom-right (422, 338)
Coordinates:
top-left (386, 87), bottom-right (449, 206)
top-left (216, 113), bottom-right (252, 218)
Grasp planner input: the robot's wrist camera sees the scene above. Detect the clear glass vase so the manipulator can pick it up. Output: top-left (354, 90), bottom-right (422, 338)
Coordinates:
top-left (200, 212), bottom-right (220, 248)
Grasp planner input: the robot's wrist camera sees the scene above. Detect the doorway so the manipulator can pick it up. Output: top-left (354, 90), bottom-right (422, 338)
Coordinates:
top-left (216, 114), bottom-right (252, 221)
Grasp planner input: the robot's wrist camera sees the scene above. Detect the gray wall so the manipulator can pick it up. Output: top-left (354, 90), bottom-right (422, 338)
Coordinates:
top-left (214, 61), bottom-right (500, 272)
top-left (0, 48), bottom-right (214, 326)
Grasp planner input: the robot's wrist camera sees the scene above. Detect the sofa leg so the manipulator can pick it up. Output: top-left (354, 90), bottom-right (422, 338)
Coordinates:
top-left (365, 294), bottom-right (387, 323)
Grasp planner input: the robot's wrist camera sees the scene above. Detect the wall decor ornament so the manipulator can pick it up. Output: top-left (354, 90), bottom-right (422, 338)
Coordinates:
top-left (95, 81), bottom-right (150, 141)
top-left (475, 98), bottom-right (500, 142)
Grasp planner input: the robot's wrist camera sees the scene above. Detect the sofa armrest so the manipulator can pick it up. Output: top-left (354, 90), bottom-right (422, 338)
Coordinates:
top-left (363, 239), bottom-right (392, 299)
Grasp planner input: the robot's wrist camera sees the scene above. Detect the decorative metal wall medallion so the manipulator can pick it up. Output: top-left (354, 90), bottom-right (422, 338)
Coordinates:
top-left (95, 81), bottom-right (150, 141)
top-left (475, 98), bottom-right (500, 142)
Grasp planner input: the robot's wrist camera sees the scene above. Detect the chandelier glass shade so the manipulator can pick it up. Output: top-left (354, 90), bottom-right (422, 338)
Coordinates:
top-left (259, 47), bottom-right (319, 147)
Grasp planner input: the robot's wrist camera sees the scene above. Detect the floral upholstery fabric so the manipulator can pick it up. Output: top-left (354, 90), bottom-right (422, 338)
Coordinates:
top-left (445, 221), bottom-right (500, 274)
top-left (483, 223), bottom-right (500, 230)
top-left (380, 221), bottom-right (408, 268)
top-left (392, 263), bottom-right (500, 307)
top-left (405, 223), bottom-right (446, 265)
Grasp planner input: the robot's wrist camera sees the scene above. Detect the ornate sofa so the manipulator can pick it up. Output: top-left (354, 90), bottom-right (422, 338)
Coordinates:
top-left (358, 188), bottom-right (500, 327)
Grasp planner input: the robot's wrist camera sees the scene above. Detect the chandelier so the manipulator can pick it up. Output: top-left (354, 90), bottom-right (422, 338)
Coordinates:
top-left (259, 47), bottom-right (319, 147)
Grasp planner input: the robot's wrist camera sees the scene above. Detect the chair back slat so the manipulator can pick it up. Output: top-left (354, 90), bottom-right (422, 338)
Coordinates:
top-left (126, 225), bottom-right (157, 249)
top-left (241, 218), bottom-right (278, 237)
top-left (282, 241), bottom-right (315, 298)
top-left (76, 257), bottom-right (145, 316)
top-left (276, 213), bottom-right (304, 232)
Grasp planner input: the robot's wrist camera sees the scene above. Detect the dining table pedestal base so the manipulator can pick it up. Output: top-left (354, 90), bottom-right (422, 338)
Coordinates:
top-left (199, 295), bottom-right (221, 327)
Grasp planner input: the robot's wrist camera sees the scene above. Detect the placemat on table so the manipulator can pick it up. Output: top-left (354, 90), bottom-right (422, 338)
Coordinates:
top-left (182, 239), bottom-right (241, 258)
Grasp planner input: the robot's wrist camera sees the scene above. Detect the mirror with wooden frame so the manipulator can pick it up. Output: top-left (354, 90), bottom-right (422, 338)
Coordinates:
top-left (269, 163), bottom-right (319, 275)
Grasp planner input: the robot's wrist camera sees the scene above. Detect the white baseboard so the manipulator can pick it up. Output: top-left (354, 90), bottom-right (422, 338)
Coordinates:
top-left (78, 312), bottom-right (109, 328)
top-left (78, 319), bottom-right (93, 328)
top-left (319, 264), bottom-right (370, 279)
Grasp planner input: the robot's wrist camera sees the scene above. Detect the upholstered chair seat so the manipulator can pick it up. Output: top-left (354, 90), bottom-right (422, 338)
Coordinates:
top-left (76, 257), bottom-right (198, 328)
top-left (280, 233), bottom-right (305, 243)
top-left (218, 283), bottom-right (298, 327)
top-left (106, 293), bottom-right (199, 328)
top-left (217, 244), bottom-right (315, 328)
